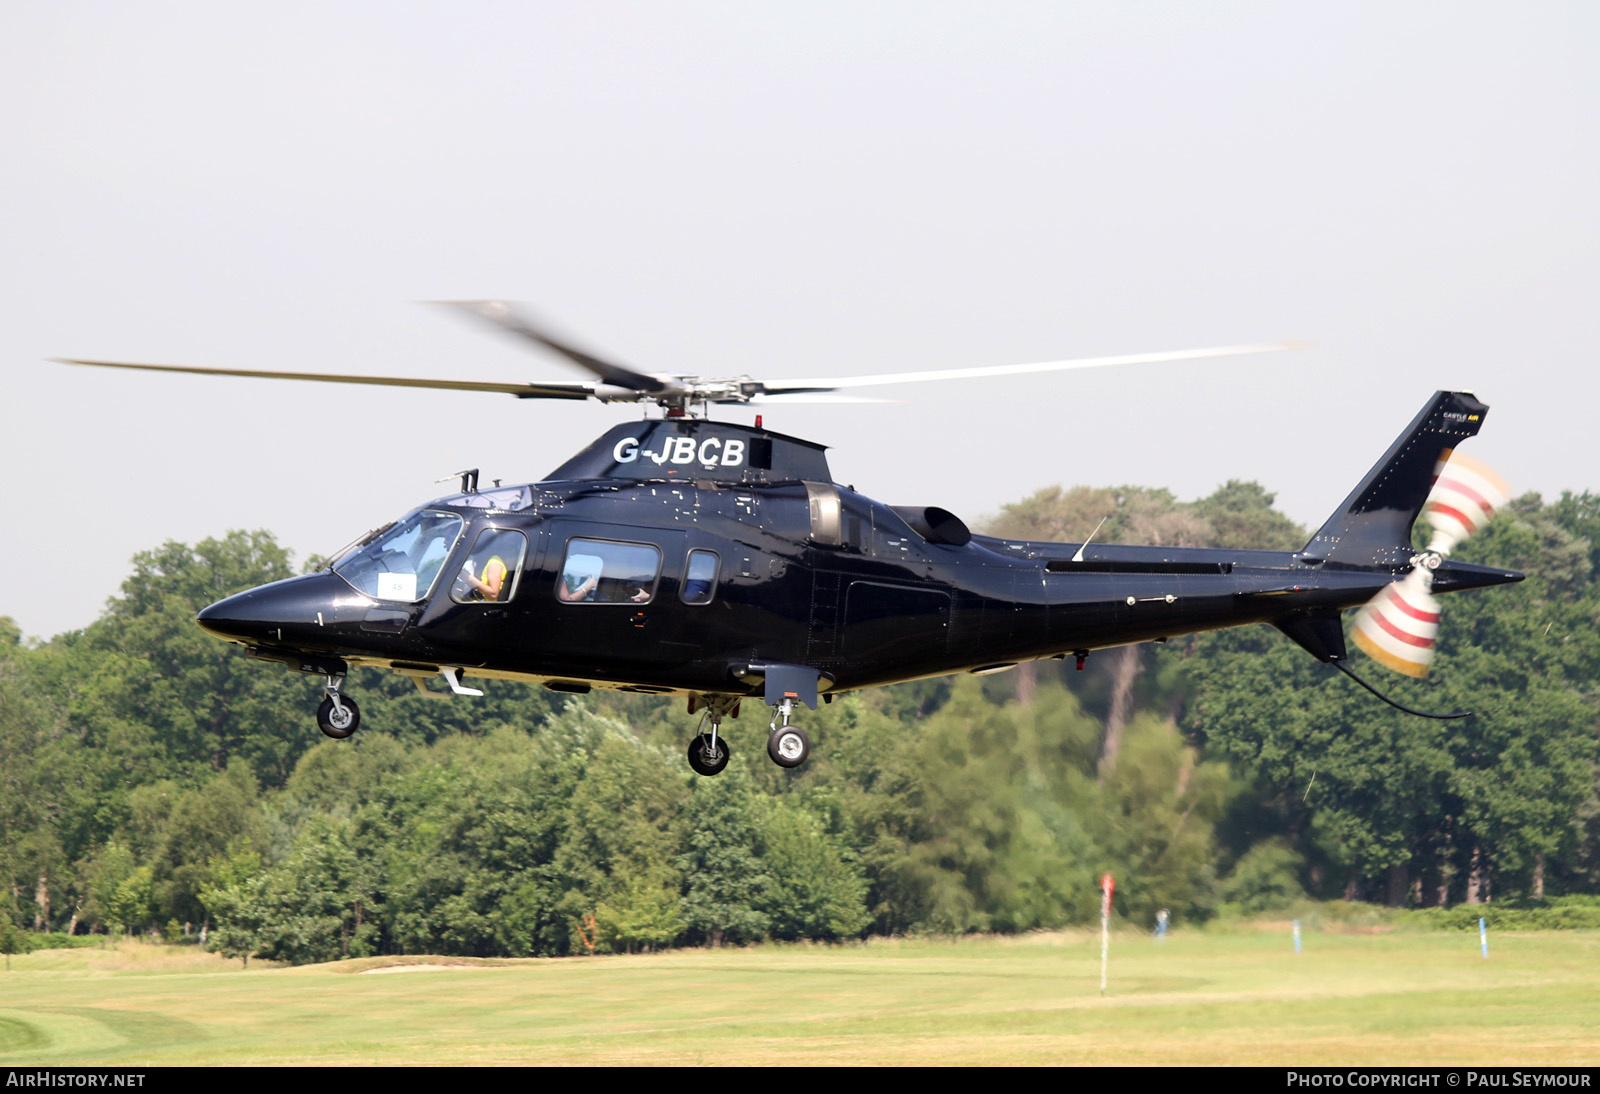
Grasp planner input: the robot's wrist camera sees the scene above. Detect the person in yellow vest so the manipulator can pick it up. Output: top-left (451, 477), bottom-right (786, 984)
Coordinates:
top-left (459, 555), bottom-right (508, 601)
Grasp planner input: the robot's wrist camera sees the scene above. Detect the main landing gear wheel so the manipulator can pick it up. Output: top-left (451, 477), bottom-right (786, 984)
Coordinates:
top-left (317, 695), bottom-right (361, 739)
top-left (687, 733), bottom-right (730, 776)
top-left (767, 725), bottom-right (810, 768)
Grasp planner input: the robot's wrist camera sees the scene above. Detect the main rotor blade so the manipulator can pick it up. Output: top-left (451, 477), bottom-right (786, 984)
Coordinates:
top-left (53, 359), bottom-right (597, 400)
top-left (734, 393), bottom-right (896, 405)
top-left (438, 300), bottom-right (668, 393)
top-left (758, 341), bottom-right (1302, 394)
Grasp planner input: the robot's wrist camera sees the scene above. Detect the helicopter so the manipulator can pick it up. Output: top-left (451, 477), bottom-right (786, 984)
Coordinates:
top-left (58, 302), bottom-right (1522, 776)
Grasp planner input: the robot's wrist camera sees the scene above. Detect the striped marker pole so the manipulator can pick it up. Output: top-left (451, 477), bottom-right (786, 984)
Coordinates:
top-left (1293, 919), bottom-right (1301, 954)
top-left (1480, 917), bottom-right (1488, 959)
top-left (1100, 873), bottom-right (1114, 995)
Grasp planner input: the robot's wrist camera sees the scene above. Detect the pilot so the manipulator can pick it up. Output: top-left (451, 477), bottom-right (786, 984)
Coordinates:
top-left (459, 555), bottom-right (508, 602)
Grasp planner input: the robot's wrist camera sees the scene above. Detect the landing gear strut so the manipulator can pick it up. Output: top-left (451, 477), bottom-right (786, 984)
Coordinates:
top-left (687, 732), bottom-right (730, 776)
top-left (755, 664), bottom-right (820, 770)
top-left (317, 675), bottom-right (361, 739)
top-left (767, 698), bottom-right (810, 768)
top-left (686, 695), bottom-right (737, 776)
top-left (684, 665), bottom-right (824, 776)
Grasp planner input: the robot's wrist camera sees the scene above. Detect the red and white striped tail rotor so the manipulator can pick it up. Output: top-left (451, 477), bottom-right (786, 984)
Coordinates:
top-left (1422, 450), bottom-right (1511, 557)
top-left (1352, 569), bottom-right (1442, 677)
top-left (1352, 451), bottom-right (1508, 677)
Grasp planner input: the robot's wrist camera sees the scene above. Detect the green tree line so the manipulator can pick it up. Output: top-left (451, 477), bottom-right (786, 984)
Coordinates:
top-left (1, 484), bottom-right (1595, 964)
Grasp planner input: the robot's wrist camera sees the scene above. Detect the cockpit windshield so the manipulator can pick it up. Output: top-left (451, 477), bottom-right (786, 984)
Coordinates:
top-left (332, 509), bottom-right (464, 602)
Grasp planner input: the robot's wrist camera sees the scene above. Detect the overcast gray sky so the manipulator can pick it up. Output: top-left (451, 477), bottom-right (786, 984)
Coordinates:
top-left (4, 2), bottom-right (1598, 640)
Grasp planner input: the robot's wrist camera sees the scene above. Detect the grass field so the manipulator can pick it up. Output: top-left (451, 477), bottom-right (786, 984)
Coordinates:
top-left (1, 928), bottom-right (1597, 1066)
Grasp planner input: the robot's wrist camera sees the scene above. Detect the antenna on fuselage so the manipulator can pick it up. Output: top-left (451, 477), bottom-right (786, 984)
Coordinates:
top-left (1071, 516), bottom-right (1110, 563)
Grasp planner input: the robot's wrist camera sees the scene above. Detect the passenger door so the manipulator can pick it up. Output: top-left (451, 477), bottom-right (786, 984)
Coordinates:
top-left (535, 522), bottom-right (691, 670)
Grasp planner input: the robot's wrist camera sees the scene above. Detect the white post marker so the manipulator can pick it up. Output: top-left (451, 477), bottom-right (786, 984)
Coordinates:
top-left (1480, 917), bottom-right (1488, 959)
top-left (1100, 873), bottom-right (1114, 995)
top-left (1293, 918), bottom-right (1301, 954)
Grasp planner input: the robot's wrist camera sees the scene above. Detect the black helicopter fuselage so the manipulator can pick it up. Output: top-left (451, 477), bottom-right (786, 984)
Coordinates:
top-left (63, 300), bottom-right (1523, 770)
top-left (198, 404), bottom-right (1521, 708)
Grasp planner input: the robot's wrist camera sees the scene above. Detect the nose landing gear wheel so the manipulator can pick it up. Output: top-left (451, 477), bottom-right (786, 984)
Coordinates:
top-left (687, 733), bottom-right (730, 776)
top-left (767, 725), bottom-right (810, 768)
top-left (317, 695), bottom-right (361, 739)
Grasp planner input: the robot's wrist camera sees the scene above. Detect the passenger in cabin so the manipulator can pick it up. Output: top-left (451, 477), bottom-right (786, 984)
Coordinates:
top-left (559, 541), bottom-right (656, 603)
top-left (558, 554), bottom-right (604, 602)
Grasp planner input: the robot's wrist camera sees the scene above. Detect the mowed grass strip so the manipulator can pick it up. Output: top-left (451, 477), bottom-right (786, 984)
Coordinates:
top-left (0, 931), bottom-right (1596, 1065)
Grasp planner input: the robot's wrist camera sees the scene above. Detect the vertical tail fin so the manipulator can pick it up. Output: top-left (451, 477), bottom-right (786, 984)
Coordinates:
top-left (1303, 391), bottom-right (1489, 568)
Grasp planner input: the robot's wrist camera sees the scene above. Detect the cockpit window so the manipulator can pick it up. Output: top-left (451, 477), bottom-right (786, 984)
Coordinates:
top-left (450, 528), bottom-right (528, 604)
top-left (324, 520), bottom-right (396, 571)
top-left (333, 510), bottom-right (464, 602)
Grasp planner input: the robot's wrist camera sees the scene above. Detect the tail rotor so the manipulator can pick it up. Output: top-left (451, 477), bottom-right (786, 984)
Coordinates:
top-left (1352, 451), bottom-right (1510, 677)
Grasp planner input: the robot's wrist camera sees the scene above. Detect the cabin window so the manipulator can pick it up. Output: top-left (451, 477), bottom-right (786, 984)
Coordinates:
top-left (450, 528), bottom-right (528, 604)
top-left (333, 510), bottom-right (464, 603)
top-left (557, 538), bottom-right (662, 604)
top-left (682, 549), bottom-right (720, 604)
